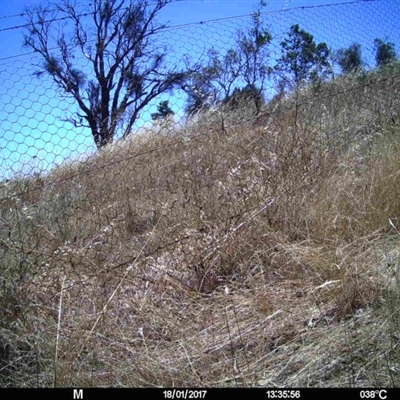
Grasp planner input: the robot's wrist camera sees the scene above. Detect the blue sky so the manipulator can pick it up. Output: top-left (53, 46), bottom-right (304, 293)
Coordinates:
top-left (1, 0), bottom-right (399, 180)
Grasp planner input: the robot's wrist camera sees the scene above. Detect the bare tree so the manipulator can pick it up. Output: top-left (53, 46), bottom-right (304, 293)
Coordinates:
top-left (23, 0), bottom-right (187, 149)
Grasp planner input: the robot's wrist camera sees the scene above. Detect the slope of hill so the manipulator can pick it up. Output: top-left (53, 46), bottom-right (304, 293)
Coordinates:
top-left (1, 63), bottom-right (400, 387)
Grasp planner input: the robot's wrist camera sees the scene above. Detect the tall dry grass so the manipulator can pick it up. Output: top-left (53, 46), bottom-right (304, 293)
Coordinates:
top-left (1, 64), bottom-right (400, 387)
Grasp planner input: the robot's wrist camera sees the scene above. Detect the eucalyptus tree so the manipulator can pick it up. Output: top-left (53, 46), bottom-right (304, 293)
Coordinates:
top-left (276, 24), bottom-right (332, 92)
top-left (23, 0), bottom-right (187, 149)
top-left (336, 43), bottom-right (364, 74)
top-left (374, 38), bottom-right (397, 67)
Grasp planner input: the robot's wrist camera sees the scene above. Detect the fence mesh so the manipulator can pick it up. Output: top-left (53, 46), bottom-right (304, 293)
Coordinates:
top-left (1, 0), bottom-right (400, 388)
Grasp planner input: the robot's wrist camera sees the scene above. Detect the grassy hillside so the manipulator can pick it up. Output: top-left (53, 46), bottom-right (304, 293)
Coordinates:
top-left (1, 63), bottom-right (400, 387)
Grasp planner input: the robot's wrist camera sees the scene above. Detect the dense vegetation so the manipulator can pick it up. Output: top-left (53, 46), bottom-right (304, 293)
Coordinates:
top-left (1, 58), bottom-right (400, 387)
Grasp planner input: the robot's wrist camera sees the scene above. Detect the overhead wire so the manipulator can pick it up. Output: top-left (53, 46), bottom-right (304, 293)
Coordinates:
top-left (0, 0), bottom-right (187, 33)
top-left (0, 0), bottom-right (379, 34)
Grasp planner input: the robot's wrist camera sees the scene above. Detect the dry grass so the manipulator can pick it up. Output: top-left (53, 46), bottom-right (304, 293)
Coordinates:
top-left (1, 65), bottom-right (400, 387)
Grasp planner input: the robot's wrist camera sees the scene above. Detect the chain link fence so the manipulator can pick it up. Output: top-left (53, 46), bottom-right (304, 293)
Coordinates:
top-left (1, 0), bottom-right (400, 388)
